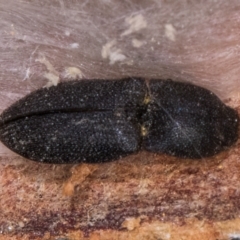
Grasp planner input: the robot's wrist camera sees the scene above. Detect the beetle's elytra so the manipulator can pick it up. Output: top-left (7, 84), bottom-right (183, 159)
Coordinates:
top-left (0, 78), bottom-right (238, 163)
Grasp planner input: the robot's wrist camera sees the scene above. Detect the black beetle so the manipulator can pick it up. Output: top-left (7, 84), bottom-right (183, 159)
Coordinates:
top-left (0, 78), bottom-right (238, 163)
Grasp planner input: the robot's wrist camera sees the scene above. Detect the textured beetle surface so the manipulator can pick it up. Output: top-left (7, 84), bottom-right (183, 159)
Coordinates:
top-left (0, 78), bottom-right (238, 163)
